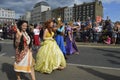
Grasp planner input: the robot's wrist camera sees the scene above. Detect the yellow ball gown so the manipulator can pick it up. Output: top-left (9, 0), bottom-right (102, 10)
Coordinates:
top-left (35, 31), bottom-right (66, 74)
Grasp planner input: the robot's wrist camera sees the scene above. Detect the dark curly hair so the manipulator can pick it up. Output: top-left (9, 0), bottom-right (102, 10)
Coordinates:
top-left (13, 20), bottom-right (32, 52)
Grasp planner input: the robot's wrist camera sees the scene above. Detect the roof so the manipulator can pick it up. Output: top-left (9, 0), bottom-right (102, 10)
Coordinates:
top-left (34, 1), bottom-right (49, 8)
top-left (0, 8), bottom-right (12, 11)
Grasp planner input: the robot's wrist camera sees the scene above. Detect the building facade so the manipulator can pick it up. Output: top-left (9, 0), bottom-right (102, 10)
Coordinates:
top-left (0, 8), bottom-right (15, 24)
top-left (64, 7), bottom-right (73, 22)
top-left (52, 7), bottom-right (67, 22)
top-left (20, 11), bottom-right (31, 24)
top-left (73, 0), bottom-right (103, 22)
top-left (41, 10), bottom-right (52, 23)
top-left (31, 1), bottom-right (51, 24)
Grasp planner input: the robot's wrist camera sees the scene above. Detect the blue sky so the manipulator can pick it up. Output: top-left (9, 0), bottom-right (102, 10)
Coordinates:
top-left (103, 2), bottom-right (120, 22)
top-left (0, 0), bottom-right (120, 22)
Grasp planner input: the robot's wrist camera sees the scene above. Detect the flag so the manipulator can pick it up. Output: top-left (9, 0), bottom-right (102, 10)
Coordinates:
top-left (96, 16), bottom-right (102, 23)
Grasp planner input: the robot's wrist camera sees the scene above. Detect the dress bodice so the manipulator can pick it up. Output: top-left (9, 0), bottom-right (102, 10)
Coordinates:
top-left (45, 31), bottom-right (54, 38)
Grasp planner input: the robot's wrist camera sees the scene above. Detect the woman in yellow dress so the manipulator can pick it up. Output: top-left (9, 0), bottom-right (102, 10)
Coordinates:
top-left (35, 19), bottom-right (66, 74)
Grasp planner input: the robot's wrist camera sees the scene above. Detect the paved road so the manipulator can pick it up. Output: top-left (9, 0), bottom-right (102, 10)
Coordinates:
top-left (0, 40), bottom-right (120, 80)
top-left (67, 46), bottom-right (120, 68)
top-left (1, 41), bottom-right (120, 68)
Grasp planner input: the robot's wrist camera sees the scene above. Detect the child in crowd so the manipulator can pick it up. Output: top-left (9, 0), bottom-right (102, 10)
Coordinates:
top-left (104, 35), bottom-right (111, 44)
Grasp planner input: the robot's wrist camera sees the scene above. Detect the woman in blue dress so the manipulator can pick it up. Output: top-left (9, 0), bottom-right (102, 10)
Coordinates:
top-left (55, 21), bottom-right (67, 59)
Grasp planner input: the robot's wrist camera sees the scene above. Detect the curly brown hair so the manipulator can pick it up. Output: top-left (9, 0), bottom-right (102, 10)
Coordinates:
top-left (44, 19), bottom-right (53, 35)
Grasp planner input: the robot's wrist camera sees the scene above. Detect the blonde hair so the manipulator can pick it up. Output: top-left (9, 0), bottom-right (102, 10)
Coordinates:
top-left (68, 21), bottom-right (73, 27)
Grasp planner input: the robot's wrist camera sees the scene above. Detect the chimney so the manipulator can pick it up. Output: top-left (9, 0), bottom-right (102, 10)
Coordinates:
top-left (74, 4), bottom-right (77, 6)
top-left (47, 8), bottom-right (49, 11)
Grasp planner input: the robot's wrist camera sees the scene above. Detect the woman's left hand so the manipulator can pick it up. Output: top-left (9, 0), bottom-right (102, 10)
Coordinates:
top-left (61, 32), bottom-right (64, 36)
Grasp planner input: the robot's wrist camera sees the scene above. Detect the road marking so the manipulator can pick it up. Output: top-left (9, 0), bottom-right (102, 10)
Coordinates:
top-left (10, 56), bottom-right (15, 59)
top-left (77, 45), bottom-right (120, 48)
top-left (0, 41), bottom-right (13, 44)
top-left (0, 53), bottom-right (120, 71)
top-left (0, 53), bottom-right (6, 56)
top-left (68, 63), bottom-right (120, 71)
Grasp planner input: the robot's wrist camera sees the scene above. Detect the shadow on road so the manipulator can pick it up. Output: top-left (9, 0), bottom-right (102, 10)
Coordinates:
top-left (94, 48), bottom-right (120, 54)
top-left (103, 54), bottom-right (120, 59)
top-left (2, 63), bottom-right (30, 80)
top-left (94, 48), bottom-right (120, 65)
top-left (107, 60), bottom-right (120, 65)
top-left (78, 66), bottom-right (120, 80)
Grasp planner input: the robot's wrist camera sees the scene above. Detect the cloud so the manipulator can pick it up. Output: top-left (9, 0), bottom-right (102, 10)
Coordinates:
top-left (102, 0), bottom-right (120, 3)
top-left (0, 0), bottom-right (42, 18)
top-left (46, 0), bottom-right (94, 8)
top-left (0, 0), bottom-right (120, 19)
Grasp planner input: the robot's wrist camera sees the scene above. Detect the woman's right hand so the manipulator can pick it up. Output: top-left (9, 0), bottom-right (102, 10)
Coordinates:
top-left (70, 38), bottom-right (72, 41)
top-left (12, 26), bottom-right (17, 33)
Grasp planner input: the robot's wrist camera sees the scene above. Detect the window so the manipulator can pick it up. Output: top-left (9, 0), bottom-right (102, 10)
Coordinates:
top-left (77, 7), bottom-right (79, 10)
top-left (91, 5), bottom-right (94, 9)
top-left (79, 7), bottom-right (81, 10)
top-left (79, 13), bottom-right (81, 16)
top-left (79, 11), bottom-right (81, 13)
top-left (87, 11), bottom-right (89, 15)
top-left (0, 12), bottom-right (1, 17)
top-left (91, 10), bottom-right (93, 14)
top-left (83, 6), bottom-right (86, 10)
top-left (8, 15), bottom-right (10, 17)
top-left (76, 12), bottom-right (77, 15)
top-left (83, 11), bottom-right (85, 15)
top-left (2, 11), bottom-right (4, 16)
top-left (91, 15), bottom-right (93, 17)
top-left (2, 13), bottom-right (4, 16)
top-left (87, 6), bottom-right (89, 9)
top-left (83, 16), bottom-right (85, 20)
top-left (5, 13), bottom-right (7, 17)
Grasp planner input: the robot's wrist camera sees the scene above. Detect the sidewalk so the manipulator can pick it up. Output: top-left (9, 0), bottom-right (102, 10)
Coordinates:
top-left (1, 39), bottom-right (120, 45)
top-left (0, 56), bottom-right (120, 80)
top-left (0, 39), bottom-right (120, 49)
top-left (76, 42), bottom-right (120, 49)
top-left (76, 42), bottom-right (120, 46)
